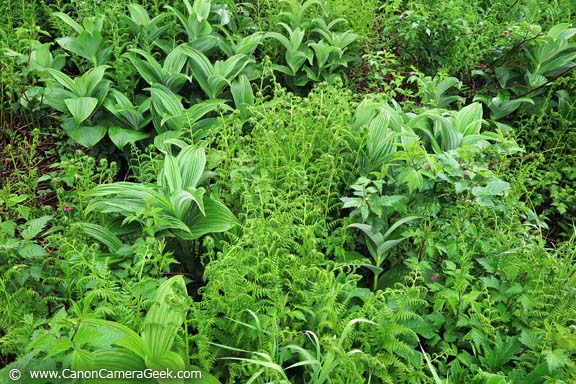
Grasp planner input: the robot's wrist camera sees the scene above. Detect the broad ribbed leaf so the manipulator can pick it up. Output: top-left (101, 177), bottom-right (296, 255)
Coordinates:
top-left (231, 74), bottom-right (254, 114)
top-left (65, 97), bottom-right (98, 125)
top-left (192, 0), bottom-right (210, 20)
top-left (177, 146), bottom-right (206, 189)
top-left (348, 223), bottom-right (384, 247)
top-left (150, 84), bottom-right (184, 116)
top-left (92, 79), bottom-right (111, 105)
top-left (83, 319), bottom-right (147, 358)
top-left (491, 98), bottom-right (534, 120)
top-left (185, 198), bottom-right (237, 239)
top-left (457, 102), bottom-right (482, 136)
top-left (127, 4), bottom-right (151, 25)
top-left (234, 33), bottom-right (264, 55)
top-left (382, 215), bottom-right (420, 239)
top-left (435, 119), bottom-right (462, 151)
top-left (170, 189), bottom-right (205, 219)
top-left (266, 31), bottom-right (291, 51)
top-left (75, 31), bottom-right (105, 65)
top-left (65, 124), bottom-right (107, 147)
top-left (154, 213), bottom-right (191, 234)
top-left (547, 23), bottom-right (576, 40)
top-left (46, 69), bottom-right (76, 93)
top-left (162, 155), bottom-right (182, 192)
top-left (540, 52), bottom-right (576, 77)
top-left (84, 182), bottom-right (156, 199)
top-left (180, 45), bottom-right (213, 91)
top-left (185, 99), bottom-right (225, 124)
top-left (127, 49), bottom-right (164, 85)
top-left (164, 46), bottom-right (188, 74)
top-left (376, 238), bottom-right (406, 260)
top-left (145, 351), bottom-right (186, 374)
top-left (108, 127), bottom-right (149, 149)
top-left (53, 12), bottom-right (84, 33)
top-left (217, 54), bottom-right (250, 79)
top-left (71, 348), bottom-right (95, 372)
top-left (78, 222), bottom-right (123, 253)
top-left (89, 349), bottom-right (145, 371)
top-left (142, 276), bottom-right (188, 360)
top-left (150, 84), bottom-right (184, 132)
top-left (44, 87), bottom-right (76, 113)
top-left (188, 35), bottom-right (219, 52)
top-left (83, 65), bottom-right (109, 95)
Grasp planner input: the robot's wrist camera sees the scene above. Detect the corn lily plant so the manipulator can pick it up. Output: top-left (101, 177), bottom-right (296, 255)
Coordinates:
top-left (71, 276), bottom-right (220, 383)
top-left (53, 12), bottom-right (111, 67)
top-left (43, 65), bottom-right (113, 147)
top-left (84, 145), bottom-right (237, 246)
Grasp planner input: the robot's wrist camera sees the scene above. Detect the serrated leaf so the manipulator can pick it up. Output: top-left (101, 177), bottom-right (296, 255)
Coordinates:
top-left (18, 243), bottom-right (48, 258)
top-left (543, 349), bottom-right (571, 372)
top-left (472, 178), bottom-right (510, 197)
top-left (21, 215), bottom-right (52, 240)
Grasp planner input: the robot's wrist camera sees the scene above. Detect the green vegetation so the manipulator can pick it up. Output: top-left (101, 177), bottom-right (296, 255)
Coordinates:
top-left (1, 0), bottom-right (575, 382)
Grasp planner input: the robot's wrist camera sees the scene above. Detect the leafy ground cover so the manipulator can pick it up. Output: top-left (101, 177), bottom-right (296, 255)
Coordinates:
top-left (0, 0), bottom-right (575, 382)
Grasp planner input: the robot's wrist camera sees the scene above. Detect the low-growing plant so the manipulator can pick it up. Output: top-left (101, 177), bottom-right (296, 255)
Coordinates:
top-left (266, 0), bottom-right (361, 88)
top-left (83, 144), bottom-right (237, 263)
top-left (473, 23), bottom-right (576, 125)
top-left (52, 12), bottom-right (112, 68)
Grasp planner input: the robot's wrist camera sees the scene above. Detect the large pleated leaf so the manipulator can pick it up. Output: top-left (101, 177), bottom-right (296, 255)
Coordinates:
top-left (44, 87), bottom-right (76, 113)
top-left (126, 49), bottom-right (164, 86)
top-left (382, 215), bottom-right (421, 239)
top-left (53, 12), bottom-right (84, 33)
top-left (141, 276), bottom-right (188, 361)
top-left (153, 213), bottom-right (192, 234)
top-left (185, 99), bottom-right (226, 124)
top-left (71, 348), bottom-right (95, 371)
top-left (231, 74), bottom-right (254, 116)
top-left (170, 188), bottom-right (205, 220)
top-left (149, 84), bottom-right (184, 132)
top-left (83, 319), bottom-right (147, 358)
top-left (161, 154), bottom-right (182, 192)
top-left (164, 45), bottom-right (188, 75)
top-left (46, 68), bottom-right (76, 93)
top-left (457, 102), bottom-right (483, 136)
top-left (215, 54), bottom-right (251, 79)
top-left (77, 222), bottom-right (124, 253)
top-left (64, 123), bottom-right (107, 148)
top-left (81, 65), bottom-right (110, 96)
top-left (177, 145), bottom-right (206, 189)
top-left (65, 97), bottom-right (98, 125)
top-left (84, 182), bottom-right (156, 202)
top-left (185, 198), bottom-right (238, 240)
top-left (89, 349), bottom-right (146, 372)
top-left (180, 45), bottom-right (214, 94)
top-left (108, 127), bottom-right (149, 149)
